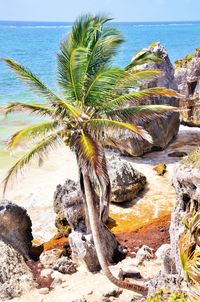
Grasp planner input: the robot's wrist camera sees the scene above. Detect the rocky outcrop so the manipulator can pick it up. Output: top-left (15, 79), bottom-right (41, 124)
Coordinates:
top-left (0, 240), bottom-right (35, 300)
top-left (133, 42), bottom-right (178, 105)
top-left (0, 200), bottom-right (33, 259)
top-left (171, 149), bottom-right (200, 276)
top-left (108, 111), bottom-right (180, 156)
top-left (175, 48), bottom-right (200, 126)
top-left (109, 42), bottom-right (180, 157)
top-left (54, 159), bottom-right (146, 271)
top-left (107, 159), bottom-right (146, 203)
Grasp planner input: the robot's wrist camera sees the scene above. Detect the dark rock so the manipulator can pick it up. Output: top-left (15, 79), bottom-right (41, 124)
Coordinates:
top-left (168, 151), bottom-right (187, 158)
top-left (103, 287), bottom-right (123, 298)
top-left (118, 268), bottom-right (142, 280)
top-left (0, 199), bottom-right (33, 259)
top-left (0, 240), bottom-right (35, 300)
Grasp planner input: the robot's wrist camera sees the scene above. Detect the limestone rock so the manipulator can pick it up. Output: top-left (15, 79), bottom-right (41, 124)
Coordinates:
top-left (110, 42), bottom-right (180, 157)
top-left (155, 244), bottom-right (170, 259)
top-left (0, 199), bottom-right (33, 259)
top-left (147, 271), bottom-right (180, 296)
top-left (108, 111), bottom-right (180, 157)
top-left (174, 48), bottom-right (200, 126)
top-left (171, 152), bottom-right (200, 275)
top-left (107, 159), bottom-right (146, 203)
top-left (134, 42), bottom-right (178, 95)
top-left (0, 240), bottom-right (35, 300)
top-left (53, 257), bottom-right (77, 274)
top-left (135, 245), bottom-right (154, 266)
top-left (40, 249), bottom-right (63, 269)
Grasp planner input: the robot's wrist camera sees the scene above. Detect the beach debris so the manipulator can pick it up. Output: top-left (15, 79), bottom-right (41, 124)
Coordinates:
top-left (118, 268), bottom-right (142, 280)
top-left (153, 163), bottom-right (167, 176)
top-left (168, 151), bottom-right (187, 157)
top-left (53, 257), bottom-right (77, 274)
top-left (38, 287), bottom-right (49, 295)
top-left (135, 245), bottom-right (154, 266)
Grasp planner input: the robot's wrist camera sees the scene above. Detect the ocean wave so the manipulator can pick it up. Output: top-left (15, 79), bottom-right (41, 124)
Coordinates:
top-left (131, 23), bottom-right (193, 27)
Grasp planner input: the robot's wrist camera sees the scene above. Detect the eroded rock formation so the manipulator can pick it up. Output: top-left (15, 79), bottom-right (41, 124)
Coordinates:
top-left (0, 199), bottom-right (33, 259)
top-left (175, 48), bottom-right (200, 126)
top-left (0, 241), bottom-right (35, 300)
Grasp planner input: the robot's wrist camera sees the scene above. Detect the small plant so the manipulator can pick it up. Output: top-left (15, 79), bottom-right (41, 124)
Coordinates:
top-left (146, 289), bottom-right (188, 302)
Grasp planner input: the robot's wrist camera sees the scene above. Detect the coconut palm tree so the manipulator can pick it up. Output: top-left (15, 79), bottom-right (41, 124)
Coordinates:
top-left (1, 14), bottom-right (179, 293)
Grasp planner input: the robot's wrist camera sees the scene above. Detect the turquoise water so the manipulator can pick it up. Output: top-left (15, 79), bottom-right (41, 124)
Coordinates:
top-left (1, 21), bottom-right (200, 105)
top-left (0, 20), bottom-right (200, 166)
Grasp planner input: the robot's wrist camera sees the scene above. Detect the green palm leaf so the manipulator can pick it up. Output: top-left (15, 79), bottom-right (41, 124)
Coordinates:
top-left (106, 104), bottom-right (177, 121)
top-left (3, 133), bottom-right (62, 194)
top-left (85, 118), bottom-right (152, 143)
top-left (1, 58), bottom-right (60, 102)
top-left (116, 69), bottom-right (161, 89)
top-left (125, 50), bottom-right (162, 70)
top-left (84, 68), bottom-right (125, 106)
top-left (103, 87), bottom-right (180, 110)
top-left (57, 45), bottom-right (89, 102)
top-left (4, 102), bottom-right (53, 117)
top-left (8, 121), bottom-right (58, 149)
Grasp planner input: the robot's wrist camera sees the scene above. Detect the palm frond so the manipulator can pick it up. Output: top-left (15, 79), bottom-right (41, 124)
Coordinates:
top-left (106, 104), bottom-right (177, 121)
top-left (103, 87), bottom-right (181, 110)
top-left (84, 68), bottom-right (125, 107)
top-left (8, 121), bottom-right (58, 149)
top-left (125, 50), bottom-right (162, 70)
top-left (4, 102), bottom-right (53, 117)
top-left (3, 133), bottom-right (62, 195)
top-left (1, 58), bottom-right (60, 102)
top-left (85, 118), bottom-right (152, 143)
top-left (57, 45), bottom-right (89, 102)
top-left (116, 69), bottom-right (162, 89)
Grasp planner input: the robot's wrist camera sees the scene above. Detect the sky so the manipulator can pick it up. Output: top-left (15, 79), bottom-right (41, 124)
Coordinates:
top-left (0, 0), bottom-right (199, 22)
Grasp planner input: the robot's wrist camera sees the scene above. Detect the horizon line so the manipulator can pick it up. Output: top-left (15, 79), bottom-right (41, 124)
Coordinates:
top-left (0, 19), bottom-right (200, 23)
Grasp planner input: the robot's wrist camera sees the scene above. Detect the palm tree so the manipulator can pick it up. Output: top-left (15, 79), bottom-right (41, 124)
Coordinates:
top-left (1, 15), bottom-right (179, 293)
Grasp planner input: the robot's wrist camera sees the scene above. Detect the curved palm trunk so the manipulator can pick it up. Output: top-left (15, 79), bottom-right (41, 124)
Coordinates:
top-left (83, 173), bottom-right (148, 294)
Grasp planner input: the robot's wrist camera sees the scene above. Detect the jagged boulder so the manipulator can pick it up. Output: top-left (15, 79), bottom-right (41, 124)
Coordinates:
top-left (108, 111), bottom-right (180, 156)
top-left (171, 149), bottom-right (200, 276)
top-left (133, 42), bottom-right (178, 104)
top-left (107, 159), bottom-right (146, 203)
top-left (0, 240), bottom-right (35, 300)
top-left (0, 200), bottom-right (33, 259)
top-left (174, 48), bottom-right (200, 126)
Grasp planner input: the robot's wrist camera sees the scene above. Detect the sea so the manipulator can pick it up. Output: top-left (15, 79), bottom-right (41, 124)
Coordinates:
top-left (0, 20), bottom-right (200, 167)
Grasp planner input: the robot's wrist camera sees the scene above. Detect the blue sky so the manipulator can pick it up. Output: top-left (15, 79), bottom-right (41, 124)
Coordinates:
top-left (0, 0), bottom-right (199, 22)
